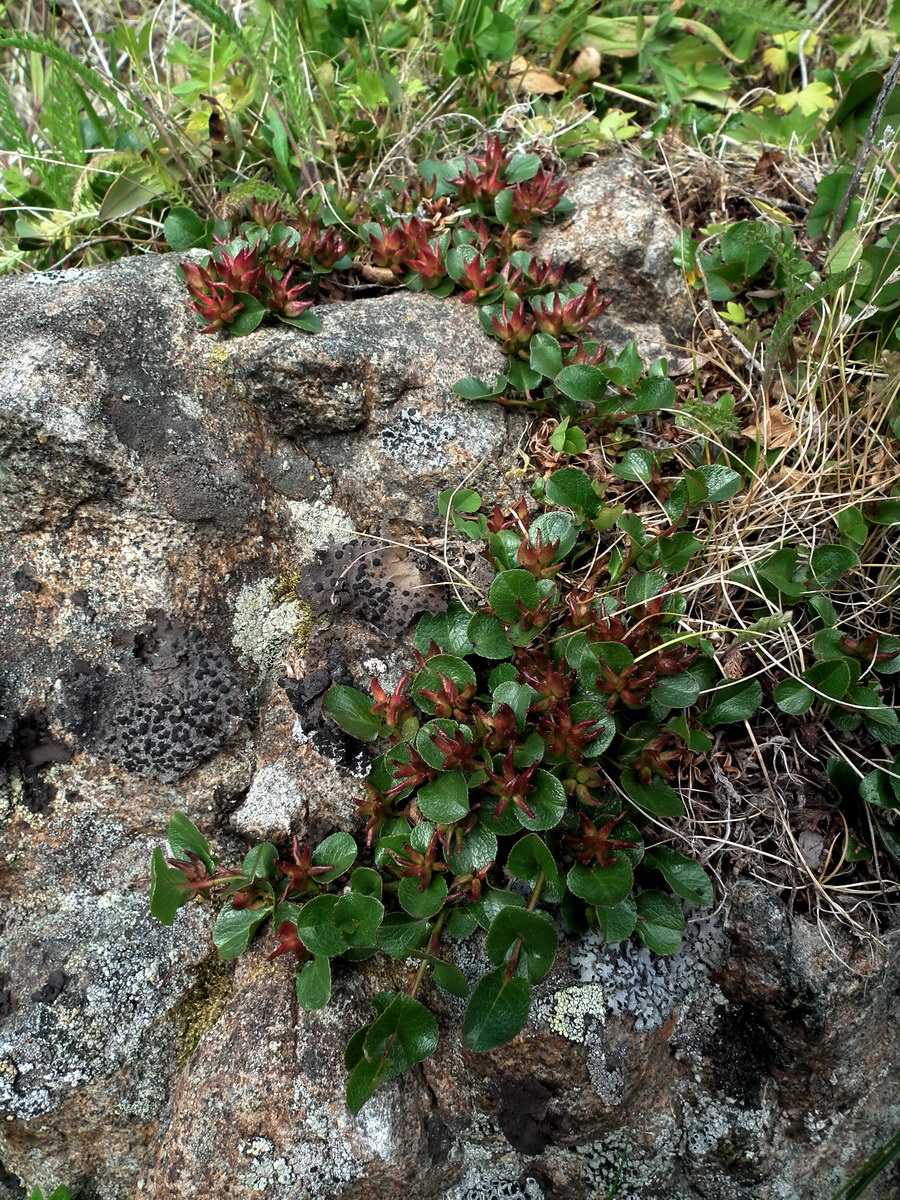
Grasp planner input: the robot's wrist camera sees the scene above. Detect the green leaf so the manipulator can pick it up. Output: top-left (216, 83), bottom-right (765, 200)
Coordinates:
top-left (555, 364), bottom-right (607, 405)
top-left (376, 913), bottom-right (430, 957)
top-left (312, 832), bottom-right (357, 882)
top-left (529, 511), bottom-right (579, 560)
top-left (432, 959), bottom-right (470, 997)
top-left (453, 373), bottom-right (507, 400)
top-left (488, 570), bottom-right (557, 624)
top-left (437, 486), bottom-right (482, 516)
top-left (212, 904), bottom-right (271, 959)
top-left (417, 770), bottom-right (470, 823)
top-left (445, 824), bottom-right (498, 875)
top-left (417, 654), bottom-right (477, 692)
top-left (295, 956), bottom-right (331, 1010)
top-left (644, 847), bottom-right (712, 905)
top-left (100, 170), bottom-right (164, 222)
top-left (333, 892), bottom-right (384, 946)
top-left (346, 1050), bottom-right (389, 1116)
top-left (505, 152), bottom-right (541, 183)
top-left (242, 842), bottom-right (278, 882)
top-left (350, 867), bottom-right (383, 899)
top-left (635, 890), bottom-right (685, 955)
top-left (295, 894), bottom-right (346, 957)
top-left (652, 672), bottom-right (701, 708)
top-left (516, 769), bottom-right (567, 832)
top-left (621, 772), bottom-right (685, 818)
top-left (773, 677), bottom-right (815, 716)
top-left (696, 464), bottom-right (743, 502)
top-left (626, 375), bottom-right (675, 413)
top-left (837, 505), bottom-right (868, 547)
top-left (165, 206), bottom-right (209, 251)
top-left (544, 467), bottom-right (601, 517)
top-left (659, 532), bottom-right (702, 575)
top-left (700, 679), bottom-right (762, 725)
top-left (323, 685), bottom-right (385, 741)
top-left (625, 571), bottom-right (667, 607)
top-left (567, 857), bottom-right (634, 908)
top-left (529, 332), bottom-right (563, 378)
top-left (228, 292), bottom-right (267, 337)
top-left (485, 908), bottom-right (558, 982)
top-left (398, 874), bottom-right (448, 919)
top-left (491, 680), bottom-right (535, 728)
top-left (416, 719), bottom-right (471, 770)
top-left (447, 909), bottom-right (478, 940)
top-left (809, 544), bottom-right (859, 587)
top-left (469, 885), bottom-right (526, 929)
top-left (462, 968), bottom-right (531, 1052)
top-left (596, 898), bottom-right (638, 942)
top-left (868, 500), bottom-right (900, 526)
top-left (416, 605), bottom-right (474, 657)
top-left (506, 833), bottom-right (560, 885)
top-left (149, 848), bottom-right (191, 925)
top-left (467, 611), bottom-right (514, 659)
top-left (569, 699), bottom-right (616, 757)
top-left (167, 813), bottom-right (216, 872)
top-left (860, 769), bottom-right (899, 810)
top-left (613, 448), bottom-right (656, 483)
top-left (278, 311), bottom-right (321, 334)
top-left (363, 993), bottom-right (439, 1070)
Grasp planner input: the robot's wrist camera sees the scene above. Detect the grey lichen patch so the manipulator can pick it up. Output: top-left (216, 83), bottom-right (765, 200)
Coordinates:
top-left (231, 578), bottom-right (315, 675)
top-left (285, 499), bottom-right (357, 563)
top-left (231, 762), bottom-right (302, 839)
top-left (0, 893), bottom-right (209, 1122)
top-left (170, 951), bottom-right (233, 1064)
top-left (236, 1136), bottom-right (297, 1192)
top-left (568, 914), bottom-right (729, 1032)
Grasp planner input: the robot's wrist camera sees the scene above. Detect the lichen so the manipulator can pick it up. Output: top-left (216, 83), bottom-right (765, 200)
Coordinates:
top-left (170, 951), bottom-right (233, 1063)
top-left (231, 578), bottom-right (314, 675)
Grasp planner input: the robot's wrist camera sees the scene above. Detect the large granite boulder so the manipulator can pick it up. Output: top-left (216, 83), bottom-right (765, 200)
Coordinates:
top-left (0, 162), bottom-right (897, 1200)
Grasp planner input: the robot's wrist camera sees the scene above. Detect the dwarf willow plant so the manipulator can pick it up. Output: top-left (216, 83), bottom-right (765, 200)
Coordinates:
top-left (149, 460), bottom-right (787, 1113)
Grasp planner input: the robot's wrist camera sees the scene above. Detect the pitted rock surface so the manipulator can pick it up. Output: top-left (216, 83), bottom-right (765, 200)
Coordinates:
top-left (298, 538), bottom-right (448, 636)
top-left (57, 612), bottom-right (244, 783)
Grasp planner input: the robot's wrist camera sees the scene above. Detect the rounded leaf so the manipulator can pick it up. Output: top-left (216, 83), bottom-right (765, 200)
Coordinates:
top-left (700, 679), bottom-right (762, 726)
top-left (462, 968), bottom-right (531, 1052)
top-left (516, 769), bottom-right (567, 832)
top-left (295, 956), bottom-right (331, 1010)
top-left (417, 770), bottom-right (470, 823)
top-left (398, 874), bottom-right (448, 919)
top-left (644, 846), bottom-right (712, 906)
top-left (485, 908), bottom-right (558, 982)
top-left (213, 905), bottom-right (271, 959)
top-left (323, 685), bottom-right (385, 741)
top-left (635, 890), bottom-right (685, 955)
top-left (312, 832), bottom-right (357, 882)
top-left (567, 857), bottom-right (634, 908)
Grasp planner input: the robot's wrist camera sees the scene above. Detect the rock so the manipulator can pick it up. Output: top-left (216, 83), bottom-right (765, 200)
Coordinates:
top-left (0, 252), bottom-right (522, 1198)
top-left (1, 217), bottom-right (897, 1200)
top-left (538, 155), bottom-right (695, 365)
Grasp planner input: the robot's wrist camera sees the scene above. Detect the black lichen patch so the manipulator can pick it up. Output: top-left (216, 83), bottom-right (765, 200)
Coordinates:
top-left (711, 1003), bottom-right (787, 1107)
top-left (297, 537), bottom-right (447, 637)
top-left (0, 1159), bottom-right (26, 1200)
top-left (0, 708), bottom-right (71, 814)
top-left (0, 972), bottom-right (15, 1020)
top-left (494, 1076), bottom-right (570, 1155)
top-left (30, 970), bottom-right (67, 1006)
top-left (58, 612), bottom-right (244, 783)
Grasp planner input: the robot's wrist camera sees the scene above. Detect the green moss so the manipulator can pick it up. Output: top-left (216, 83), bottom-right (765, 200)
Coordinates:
top-left (171, 951), bottom-right (233, 1063)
